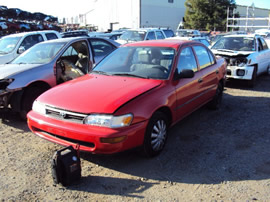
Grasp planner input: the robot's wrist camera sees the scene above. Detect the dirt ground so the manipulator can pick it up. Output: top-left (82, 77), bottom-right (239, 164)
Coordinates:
top-left (1, 75), bottom-right (270, 201)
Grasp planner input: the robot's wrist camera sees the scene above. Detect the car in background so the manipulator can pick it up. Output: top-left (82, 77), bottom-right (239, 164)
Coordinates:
top-left (27, 39), bottom-right (226, 157)
top-left (116, 28), bottom-right (166, 44)
top-left (160, 28), bottom-right (175, 38)
top-left (211, 34), bottom-right (270, 87)
top-left (0, 37), bottom-right (119, 119)
top-left (0, 30), bottom-right (61, 64)
top-left (0, 21), bottom-right (8, 31)
top-left (175, 29), bottom-right (201, 38)
top-left (61, 30), bottom-right (89, 38)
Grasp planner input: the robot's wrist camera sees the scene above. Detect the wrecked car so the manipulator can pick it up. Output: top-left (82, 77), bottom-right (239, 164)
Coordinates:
top-left (211, 34), bottom-right (270, 87)
top-left (0, 37), bottom-right (119, 119)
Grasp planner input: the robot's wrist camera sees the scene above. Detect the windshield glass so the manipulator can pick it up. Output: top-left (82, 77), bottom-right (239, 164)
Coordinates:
top-left (119, 31), bottom-right (146, 41)
top-left (12, 42), bottom-right (65, 64)
top-left (212, 37), bottom-right (255, 51)
top-left (0, 36), bottom-right (21, 54)
top-left (92, 46), bottom-right (175, 80)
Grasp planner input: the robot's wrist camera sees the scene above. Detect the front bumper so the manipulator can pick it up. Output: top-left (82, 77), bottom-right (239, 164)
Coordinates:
top-left (226, 65), bottom-right (255, 80)
top-left (27, 110), bottom-right (148, 154)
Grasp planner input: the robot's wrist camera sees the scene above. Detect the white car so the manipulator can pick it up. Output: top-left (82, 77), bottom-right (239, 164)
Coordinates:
top-left (0, 30), bottom-right (61, 64)
top-left (116, 28), bottom-right (166, 44)
top-left (211, 34), bottom-right (270, 87)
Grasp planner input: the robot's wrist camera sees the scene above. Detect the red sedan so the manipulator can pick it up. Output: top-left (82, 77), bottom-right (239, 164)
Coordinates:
top-left (27, 40), bottom-right (227, 157)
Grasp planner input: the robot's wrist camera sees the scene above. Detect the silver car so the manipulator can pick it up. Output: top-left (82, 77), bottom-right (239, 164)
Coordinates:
top-left (0, 37), bottom-right (119, 119)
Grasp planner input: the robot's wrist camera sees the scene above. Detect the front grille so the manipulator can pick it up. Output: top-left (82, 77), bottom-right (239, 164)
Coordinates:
top-left (45, 105), bottom-right (88, 124)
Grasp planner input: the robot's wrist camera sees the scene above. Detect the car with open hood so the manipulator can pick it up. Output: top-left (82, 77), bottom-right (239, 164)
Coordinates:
top-left (27, 39), bottom-right (226, 157)
top-left (211, 34), bottom-right (270, 87)
top-left (0, 37), bottom-right (119, 119)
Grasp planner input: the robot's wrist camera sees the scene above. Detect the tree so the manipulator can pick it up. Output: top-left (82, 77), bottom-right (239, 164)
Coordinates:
top-left (184, 0), bottom-right (237, 31)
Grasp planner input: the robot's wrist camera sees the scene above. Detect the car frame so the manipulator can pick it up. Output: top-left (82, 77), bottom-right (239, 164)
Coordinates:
top-left (27, 39), bottom-right (227, 157)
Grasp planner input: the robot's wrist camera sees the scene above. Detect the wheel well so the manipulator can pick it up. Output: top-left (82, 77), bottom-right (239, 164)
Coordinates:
top-left (155, 107), bottom-right (172, 127)
top-left (18, 81), bottom-right (51, 111)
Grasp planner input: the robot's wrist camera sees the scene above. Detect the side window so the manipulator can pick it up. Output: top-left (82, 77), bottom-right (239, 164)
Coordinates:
top-left (45, 33), bottom-right (58, 40)
top-left (89, 39), bottom-right (115, 57)
top-left (146, 31), bottom-right (155, 40)
top-left (156, 31), bottom-right (165, 39)
top-left (177, 46), bottom-right (198, 73)
top-left (259, 38), bottom-right (268, 50)
top-left (62, 46), bottom-right (78, 57)
top-left (20, 34), bottom-right (44, 50)
top-left (193, 45), bottom-right (212, 70)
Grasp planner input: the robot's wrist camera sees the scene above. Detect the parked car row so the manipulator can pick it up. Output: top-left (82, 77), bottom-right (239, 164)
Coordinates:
top-left (1, 26), bottom-right (270, 158)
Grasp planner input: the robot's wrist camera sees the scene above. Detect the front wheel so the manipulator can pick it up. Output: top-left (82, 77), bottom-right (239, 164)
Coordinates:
top-left (248, 67), bottom-right (257, 88)
top-left (141, 112), bottom-right (168, 157)
top-left (20, 86), bottom-right (48, 120)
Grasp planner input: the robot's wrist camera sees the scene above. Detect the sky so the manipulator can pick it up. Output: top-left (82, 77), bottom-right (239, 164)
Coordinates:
top-left (1, 0), bottom-right (270, 20)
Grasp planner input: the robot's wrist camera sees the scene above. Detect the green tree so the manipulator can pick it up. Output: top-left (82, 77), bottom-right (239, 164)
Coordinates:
top-left (184, 0), bottom-right (237, 31)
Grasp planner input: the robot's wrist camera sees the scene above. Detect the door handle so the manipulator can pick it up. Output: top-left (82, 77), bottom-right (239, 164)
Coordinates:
top-left (198, 78), bottom-right (203, 83)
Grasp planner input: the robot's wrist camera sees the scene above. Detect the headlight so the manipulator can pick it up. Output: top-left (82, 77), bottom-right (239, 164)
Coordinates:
top-left (0, 78), bottom-right (14, 90)
top-left (32, 100), bottom-right (46, 115)
top-left (83, 114), bottom-right (133, 128)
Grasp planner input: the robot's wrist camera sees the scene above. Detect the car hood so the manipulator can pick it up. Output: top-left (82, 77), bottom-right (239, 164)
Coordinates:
top-left (38, 74), bottom-right (162, 114)
top-left (0, 63), bottom-right (42, 79)
top-left (211, 49), bottom-right (253, 56)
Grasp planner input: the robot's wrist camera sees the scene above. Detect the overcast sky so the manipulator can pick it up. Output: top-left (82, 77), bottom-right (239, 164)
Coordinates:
top-left (1, 0), bottom-right (270, 20)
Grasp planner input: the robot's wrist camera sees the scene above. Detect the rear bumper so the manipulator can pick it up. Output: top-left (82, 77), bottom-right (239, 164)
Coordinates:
top-left (27, 110), bottom-right (148, 154)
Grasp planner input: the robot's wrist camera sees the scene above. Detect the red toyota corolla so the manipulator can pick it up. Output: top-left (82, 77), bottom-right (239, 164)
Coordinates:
top-left (27, 40), bottom-right (226, 157)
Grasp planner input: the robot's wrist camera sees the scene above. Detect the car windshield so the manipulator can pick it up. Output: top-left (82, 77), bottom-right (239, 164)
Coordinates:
top-left (92, 46), bottom-right (175, 80)
top-left (11, 42), bottom-right (65, 64)
top-left (212, 37), bottom-right (255, 51)
top-left (0, 36), bottom-right (21, 54)
top-left (119, 31), bottom-right (146, 41)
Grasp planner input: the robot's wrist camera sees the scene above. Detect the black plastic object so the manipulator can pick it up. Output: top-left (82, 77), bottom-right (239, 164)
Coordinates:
top-left (51, 145), bottom-right (81, 186)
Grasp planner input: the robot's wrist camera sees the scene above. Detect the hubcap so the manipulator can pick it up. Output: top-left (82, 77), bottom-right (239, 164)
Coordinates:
top-left (151, 119), bottom-right (167, 151)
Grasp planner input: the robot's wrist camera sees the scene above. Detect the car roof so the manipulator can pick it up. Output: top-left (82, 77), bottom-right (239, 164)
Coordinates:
top-left (123, 39), bottom-right (195, 49)
top-left (223, 34), bottom-right (255, 38)
top-left (2, 30), bottom-right (59, 38)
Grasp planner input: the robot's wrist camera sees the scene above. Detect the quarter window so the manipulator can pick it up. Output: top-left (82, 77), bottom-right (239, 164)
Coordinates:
top-left (177, 47), bottom-right (198, 73)
top-left (193, 45), bottom-right (212, 70)
top-left (45, 33), bottom-right (58, 40)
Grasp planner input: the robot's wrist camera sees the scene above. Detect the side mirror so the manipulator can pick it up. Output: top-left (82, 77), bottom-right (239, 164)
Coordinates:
top-left (17, 46), bottom-right (26, 54)
top-left (174, 69), bottom-right (194, 80)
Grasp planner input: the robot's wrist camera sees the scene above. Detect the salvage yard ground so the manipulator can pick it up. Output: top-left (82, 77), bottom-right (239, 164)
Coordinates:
top-left (1, 75), bottom-right (270, 201)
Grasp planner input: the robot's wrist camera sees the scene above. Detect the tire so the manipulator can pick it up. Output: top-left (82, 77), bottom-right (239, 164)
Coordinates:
top-left (20, 86), bottom-right (48, 120)
top-left (267, 66), bottom-right (270, 76)
top-left (248, 67), bottom-right (257, 88)
top-left (141, 112), bottom-right (168, 157)
top-left (208, 83), bottom-right (223, 110)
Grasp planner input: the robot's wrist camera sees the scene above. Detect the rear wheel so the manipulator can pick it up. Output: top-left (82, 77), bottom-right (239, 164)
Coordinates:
top-left (20, 86), bottom-right (48, 120)
top-left (208, 83), bottom-right (223, 110)
top-left (141, 112), bottom-right (168, 157)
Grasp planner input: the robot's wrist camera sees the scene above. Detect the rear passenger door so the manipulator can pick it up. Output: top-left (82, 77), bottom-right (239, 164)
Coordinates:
top-left (192, 45), bottom-right (218, 103)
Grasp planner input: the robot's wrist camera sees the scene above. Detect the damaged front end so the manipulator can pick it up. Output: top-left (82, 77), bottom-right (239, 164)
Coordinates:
top-left (0, 78), bottom-right (14, 108)
top-left (216, 54), bottom-right (255, 80)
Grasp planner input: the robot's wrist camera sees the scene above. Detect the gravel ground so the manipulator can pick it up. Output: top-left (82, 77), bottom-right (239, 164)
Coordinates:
top-left (0, 75), bottom-right (270, 201)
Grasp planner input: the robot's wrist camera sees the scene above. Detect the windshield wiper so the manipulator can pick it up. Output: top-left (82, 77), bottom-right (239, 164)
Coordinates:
top-left (112, 73), bottom-right (148, 79)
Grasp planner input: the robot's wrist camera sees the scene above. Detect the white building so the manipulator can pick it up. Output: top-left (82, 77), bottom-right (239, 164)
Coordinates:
top-left (84, 0), bottom-right (186, 31)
